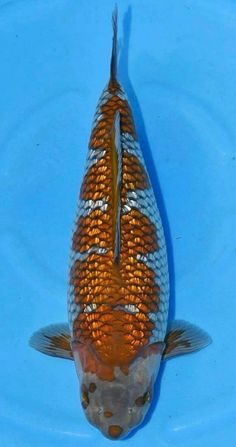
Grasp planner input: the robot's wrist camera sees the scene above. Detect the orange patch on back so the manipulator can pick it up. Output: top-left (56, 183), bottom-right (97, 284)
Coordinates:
top-left (122, 153), bottom-right (150, 192)
top-left (80, 151), bottom-right (112, 201)
top-left (121, 209), bottom-right (159, 254)
top-left (72, 209), bottom-right (112, 253)
top-left (70, 85), bottom-right (161, 379)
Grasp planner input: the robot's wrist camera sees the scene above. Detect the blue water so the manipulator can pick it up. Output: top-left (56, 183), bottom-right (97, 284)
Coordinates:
top-left (0, 0), bottom-right (235, 446)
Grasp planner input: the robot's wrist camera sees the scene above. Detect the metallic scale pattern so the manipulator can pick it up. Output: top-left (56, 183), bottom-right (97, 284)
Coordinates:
top-left (68, 64), bottom-right (169, 380)
top-left (29, 8), bottom-right (211, 440)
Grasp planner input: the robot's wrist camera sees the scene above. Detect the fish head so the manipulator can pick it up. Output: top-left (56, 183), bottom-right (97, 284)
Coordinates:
top-left (72, 341), bottom-right (164, 439)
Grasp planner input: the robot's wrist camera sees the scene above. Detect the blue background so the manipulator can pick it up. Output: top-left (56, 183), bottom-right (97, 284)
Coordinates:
top-left (0, 0), bottom-right (235, 446)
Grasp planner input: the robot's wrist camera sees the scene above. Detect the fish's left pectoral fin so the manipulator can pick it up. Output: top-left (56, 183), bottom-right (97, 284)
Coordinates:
top-left (29, 323), bottom-right (73, 360)
top-left (163, 320), bottom-right (212, 360)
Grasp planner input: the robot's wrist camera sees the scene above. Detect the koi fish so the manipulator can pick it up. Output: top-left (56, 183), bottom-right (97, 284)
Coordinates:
top-left (30, 8), bottom-right (211, 440)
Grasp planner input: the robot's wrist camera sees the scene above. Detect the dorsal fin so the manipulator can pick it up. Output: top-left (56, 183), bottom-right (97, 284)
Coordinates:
top-left (110, 5), bottom-right (118, 85)
top-left (111, 111), bottom-right (122, 264)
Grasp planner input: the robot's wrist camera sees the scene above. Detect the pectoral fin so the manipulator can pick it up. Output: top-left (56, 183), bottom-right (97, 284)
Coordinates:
top-left (163, 320), bottom-right (212, 360)
top-left (29, 323), bottom-right (73, 360)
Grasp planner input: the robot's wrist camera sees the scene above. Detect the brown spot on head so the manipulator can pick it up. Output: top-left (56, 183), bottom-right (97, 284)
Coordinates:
top-left (135, 390), bottom-right (151, 407)
top-left (88, 382), bottom-right (97, 393)
top-left (135, 396), bottom-right (145, 407)
top-left (108, 425), bottom-right (123, 439)
top-left (104, 410), bottom-right (113, 418)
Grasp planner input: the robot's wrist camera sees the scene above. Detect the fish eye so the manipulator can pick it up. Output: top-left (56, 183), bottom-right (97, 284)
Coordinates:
top-left (135, 390), bottom-right (151, 407)
top-left (128, 407), bottom-right (133, 414)
top-left (143, 391), bottom-right (151, 403)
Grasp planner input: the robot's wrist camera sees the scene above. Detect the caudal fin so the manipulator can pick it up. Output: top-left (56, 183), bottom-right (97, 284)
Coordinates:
top-left (110, 5), bottom-right (118, 85)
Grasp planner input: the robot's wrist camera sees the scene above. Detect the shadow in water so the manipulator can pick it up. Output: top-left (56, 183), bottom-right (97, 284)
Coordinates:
top-left (118, 6), bottom-right (176, 439)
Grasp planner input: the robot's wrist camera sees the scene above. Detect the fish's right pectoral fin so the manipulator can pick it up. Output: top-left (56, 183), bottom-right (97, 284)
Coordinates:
top-left (29, 323), bottom-right (73, 360)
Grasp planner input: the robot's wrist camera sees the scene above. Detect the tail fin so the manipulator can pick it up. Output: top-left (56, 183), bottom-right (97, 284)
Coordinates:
top-left (110, 5), bottom-right (118, 85)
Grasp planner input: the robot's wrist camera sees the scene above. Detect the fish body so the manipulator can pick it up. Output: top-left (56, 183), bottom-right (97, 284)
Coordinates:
top-left (30, 8), bottom-right (211, 440)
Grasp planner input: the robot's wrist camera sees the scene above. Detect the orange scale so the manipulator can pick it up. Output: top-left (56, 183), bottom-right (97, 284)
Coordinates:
top-left (130, 338), bottom-right (144, 347)
top-left (78, 320), bottom-right (88, 329)
top-left (133, 237), bottom-right (143, 244)
top-left (94, 127), bottom-right (107, 138)
top-left (134, 321), bottom-right (148, 332)
top-left (127, 277), bottom-right (143, 286)
top-left (125, 182), bottom-right (136, 190)
top-left (89, 228), bottom-right (102, 236)
top-left (89, 139), bottom-right (105, 149)
top-left (80, 295), bottom-right (95, 304)
top-left (92, 119), bottom-right (106, 130)
top-left (122, 172), bottom-right (138, 182)
top-left (82, 190), bottom-right (106, 200)
top-left (69, 273), bottom-right (79, 285)
top-left (99, 104), bottom-right (111, 112)
top-left (97, 165), bottom-right (109, 174)
top-left (74, 276), bottom-right (88, 287)
top-left (95, 183), bottom-right (107, 191)
top-left (121, 312), bottom-right (137, 323)
top-left (127, 334), bottom-right (137, 344)
top-left (99, 314), bottom-right (114, 323)
top-left (126, 240), bottom-right (138, 248)
top-left (99, 212), bottom-right (111, 224)
top-left (141, 284), bottom-right (156, 293)
top-left (116, 99), bottom-right (125, 107)
top-left (91, 191), bottom-right (108, 200)
top-left (97, 272), bottom-right (112, 281)
top-left (122, 323), bottom-right (134, 332)
top-left (91, 330), bottom-right (103, 340)
top-left (79, 285), bottom-right (93, 295)
top-left (127, 284), bottom-right (141, 294)
top-left (99, 239), bottom-right (111, 248)
top-left (121, 229), bottom-right (133, 240)
top-left (72, 268), bottom-right (86, 278)
top-left (89, 277), bottom-right (105, 286)
top-left (132, 330), bottom-right (145, 340)
top-left (134, 312), bottom-right (150, 322)
top-left (85, 314), bottom-right (99, 324)
top-left (101, 108), bottom-right (114, 118)
top-left (93, 285), bottom-right (109, 295)
top-left (125, 296), bottom-right (142, 306)
top-left (96, 174), bottom-right (108, 183)
top-left (133, 229), bottom-right (144, 238)
top-left (133, 270), bottom-right (143, 278)
top-left (138, 265), bottom-right (155, 278)
top-left (78, 243), bottom-right (93, 253)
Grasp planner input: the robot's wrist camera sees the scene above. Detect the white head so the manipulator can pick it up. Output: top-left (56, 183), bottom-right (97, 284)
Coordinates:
top-left (73, 345), bottom-right (163, 439)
